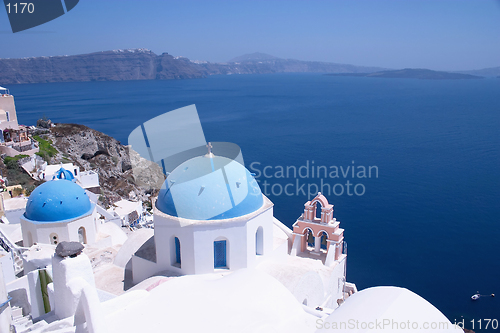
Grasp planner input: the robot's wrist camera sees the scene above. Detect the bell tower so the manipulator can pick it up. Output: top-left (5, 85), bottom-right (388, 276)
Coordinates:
top-left (290, 193), bottom-right (345, 266)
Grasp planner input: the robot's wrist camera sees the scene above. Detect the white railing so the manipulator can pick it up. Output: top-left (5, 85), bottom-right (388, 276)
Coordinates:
top-left (0, 227), bottom-right (26, 275)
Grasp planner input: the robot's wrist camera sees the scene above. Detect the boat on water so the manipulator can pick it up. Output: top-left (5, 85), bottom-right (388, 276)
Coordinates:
top-left (471, 292), bottom-right (495, 301)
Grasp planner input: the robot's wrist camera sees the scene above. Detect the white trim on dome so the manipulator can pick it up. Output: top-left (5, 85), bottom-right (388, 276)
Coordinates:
top-left (22, 204), bottom-right (96, 224)
top-left (153, 194), bottom-right (272, 226)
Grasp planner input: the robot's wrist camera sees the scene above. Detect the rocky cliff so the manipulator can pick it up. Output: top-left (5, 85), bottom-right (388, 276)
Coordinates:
top-left (0, 49), bottom-right (205, 84)
top-left (43, 123), bottom-right (162, 207)
top-left (0, 49), bottom-right (385, 84)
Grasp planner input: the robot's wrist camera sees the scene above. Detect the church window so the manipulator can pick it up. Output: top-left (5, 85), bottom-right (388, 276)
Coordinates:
top-left (214, 240), bottom-right (227, 268)
top-left (306, 229), bottom-right (314, 248)
top-left (50, 233), bottom-right (59, 245)
top-left (175, 237), bottom-right (181, 265)
top-left (171, 236), bottom-right (181, 267)
top-left (78, 227), bottom-right (87, 244)
top-left (320, 231), bottom-right (328, 250)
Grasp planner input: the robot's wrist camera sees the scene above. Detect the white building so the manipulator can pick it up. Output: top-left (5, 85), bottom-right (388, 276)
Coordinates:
top-left (40, 164), bottom-right (100, 194)
top-left (132, 155), bottom-right (274, 278)
top-left (130, 152), bottom-right (350, 310)
top-left (108, 199), bottom-right (143, 227)
top-left (0, 87), bottom-right (38, 157)
top-left (0, 86), bottom-right (19, 133)
top-left (20, 168), bottom-right (99, 247)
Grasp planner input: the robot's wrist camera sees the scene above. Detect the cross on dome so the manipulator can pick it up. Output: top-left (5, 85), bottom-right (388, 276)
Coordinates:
top-left (205, 142), bottom-right (214, 157)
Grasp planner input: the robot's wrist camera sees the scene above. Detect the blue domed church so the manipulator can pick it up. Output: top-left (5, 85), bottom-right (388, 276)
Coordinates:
top-left (20, 168), bottom-right (98, 247)
top-left (131, 152), bottom-right (276, 283)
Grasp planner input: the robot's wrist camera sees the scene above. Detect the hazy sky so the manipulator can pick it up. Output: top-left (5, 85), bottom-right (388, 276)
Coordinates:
top-left (1, 0), bottom-right (499, 71)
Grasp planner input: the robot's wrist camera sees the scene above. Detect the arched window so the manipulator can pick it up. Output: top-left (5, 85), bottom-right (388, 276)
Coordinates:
top-left (171, 237), bottom-right (181, 267)
top-left (78, 227), bottom-right (87, 244)
top-left (255, 226), bottom-right (264, 255)
top-left (320, 231), bottom-right (328, 250)
top-left (214, 239), bottom-right (228, 269)
top-left (175, 237), bottom-right (181, 265)
top-left (305, 228), bottom-right (314, 248)
top-left (49, 233), bottom-right (59, 245)
top-left (315, 202), bottom-right (322, 219)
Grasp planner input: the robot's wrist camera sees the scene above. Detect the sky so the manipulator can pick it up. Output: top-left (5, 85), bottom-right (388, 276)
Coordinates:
top-left (0, 0), bottom-right (499, 71)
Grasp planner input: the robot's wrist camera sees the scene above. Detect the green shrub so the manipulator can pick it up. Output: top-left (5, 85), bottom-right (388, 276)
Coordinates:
top-left (33, 135), bottom-right (58, 162)
top-left (4, 154), bottom-right (29, 169)
top-left (23, 184), bottom-right (36, 196)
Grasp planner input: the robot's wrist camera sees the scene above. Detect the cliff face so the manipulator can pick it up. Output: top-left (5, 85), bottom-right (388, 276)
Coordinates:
top-left (0, 49), bottom-right (205, 84)
top-left (45, 123), bottom-right (159, 206)
top-left (155, 53), bottom-right (205, 79)
top-left (0, 49), bottom-right (385, 84)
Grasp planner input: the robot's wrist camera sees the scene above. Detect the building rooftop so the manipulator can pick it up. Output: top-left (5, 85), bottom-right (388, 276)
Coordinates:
top-left (156, 155), bottom-right (263, 220)
top-left (317, 286), bottom-right (459, 332)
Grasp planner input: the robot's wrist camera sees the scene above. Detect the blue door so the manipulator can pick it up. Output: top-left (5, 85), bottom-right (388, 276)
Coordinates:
top-left (175, 237), bottom-right (181, 264)
top-left (214, 240), bottom-right (227, 268)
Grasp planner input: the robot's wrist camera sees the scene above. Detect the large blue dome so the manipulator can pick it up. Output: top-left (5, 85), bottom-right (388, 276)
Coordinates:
top-left (24, 179), bottom-right (93, 222)
top-left (156, 155), bottom-right (263, 220)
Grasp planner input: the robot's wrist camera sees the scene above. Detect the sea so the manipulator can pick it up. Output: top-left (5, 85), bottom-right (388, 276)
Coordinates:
top-left (9, 74), bottom-right (500, 330)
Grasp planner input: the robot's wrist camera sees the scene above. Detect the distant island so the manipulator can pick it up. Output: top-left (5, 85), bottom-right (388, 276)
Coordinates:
top-left (455, 66), bottom-right (500, 77)
top-left (327, 68), bottom-right (483, 80)
top-left (0, 50), bottom-right (496, 84)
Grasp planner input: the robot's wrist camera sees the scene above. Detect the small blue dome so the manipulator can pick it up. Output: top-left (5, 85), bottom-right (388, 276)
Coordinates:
top-left (156, 155), bottom-right (263, 220)
top-left (53, 167), bottom-right (75, 181)
top-left (25, 179), bottom-right (93, 222)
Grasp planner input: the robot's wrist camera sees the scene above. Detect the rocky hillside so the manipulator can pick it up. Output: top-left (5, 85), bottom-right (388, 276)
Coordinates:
top-left (42, 123), bottom-right (163, 207)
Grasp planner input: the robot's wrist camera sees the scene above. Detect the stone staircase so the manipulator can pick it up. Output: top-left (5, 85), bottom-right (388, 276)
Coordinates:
top-left (11, 306), bottom-right (32, 332)
top-left (11, 305), bottom-right (51, 333)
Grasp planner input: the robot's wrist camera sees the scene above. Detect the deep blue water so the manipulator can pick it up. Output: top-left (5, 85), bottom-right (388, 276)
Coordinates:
top-left (9, 74), bottom-right (500, 329)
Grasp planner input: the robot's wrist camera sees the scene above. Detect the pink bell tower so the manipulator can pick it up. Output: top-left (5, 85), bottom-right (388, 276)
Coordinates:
top-left (290, 193), bottom-right (345, 266)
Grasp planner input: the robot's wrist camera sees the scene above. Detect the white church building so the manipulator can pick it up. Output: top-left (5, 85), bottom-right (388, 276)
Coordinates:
top-left (20, 168), bottom-right (99, 247)
top-left (131, 150), bottom-right (352, 310)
